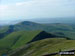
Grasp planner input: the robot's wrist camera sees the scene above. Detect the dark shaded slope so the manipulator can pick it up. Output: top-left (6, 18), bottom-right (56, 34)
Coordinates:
top-left (0, 25), bottom-right (14, 39)
top-left (29, 31), bottom-right (59, 42)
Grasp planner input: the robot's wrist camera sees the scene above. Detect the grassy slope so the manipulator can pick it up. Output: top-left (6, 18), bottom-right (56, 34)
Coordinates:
top-left (11, 31), bottom-right (42, 49)
top-left (0, 31), bottom-right (23, 55)
top-left (44, 23), bottom-right (74, 32)
top-left (51, 31), bottom-right (75, 39)
top-left (9, 38), bottom-right (75, 56)
top-left (0, 30), bottom-right (42, 49)
top-left (0, 30), bottom-right (42, 55)
top-left (26, 39), bottom-right (75, 56)
top-left (0, 31), bottom-right (23, 49)
top-left (0, 26), bottom-right (9, 39)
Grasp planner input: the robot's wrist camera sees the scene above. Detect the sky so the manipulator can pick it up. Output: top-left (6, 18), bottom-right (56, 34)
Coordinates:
top-left (0, 0), bottom-right (75, 21)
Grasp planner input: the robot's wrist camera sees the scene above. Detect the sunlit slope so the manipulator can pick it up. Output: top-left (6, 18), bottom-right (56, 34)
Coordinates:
top-left (0, 30), bottom-right (42, 50)
top-left (11, 30), bottom-right (43, 49)
top-left (9, 38), bottom-right (75, 56)
top-left (0, 30), bottom-right (58, 50)
top-left (0, 31), bottom-right (24, 49)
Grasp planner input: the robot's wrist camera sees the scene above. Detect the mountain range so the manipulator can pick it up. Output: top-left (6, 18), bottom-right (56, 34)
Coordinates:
top-left (0, 21), bottom-right (75, 56)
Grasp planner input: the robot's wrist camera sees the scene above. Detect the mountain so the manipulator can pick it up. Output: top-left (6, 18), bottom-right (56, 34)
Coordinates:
top-left (0, 21), bottom-right (75, 39)
top-left (1, 21), bottom-right (74, 31)
top-left (0, 21), bottom-right (42, 39)
top-left (14, 21), bottom-right (44, 31)
top-left (0, 21), bottom-right (75, 56)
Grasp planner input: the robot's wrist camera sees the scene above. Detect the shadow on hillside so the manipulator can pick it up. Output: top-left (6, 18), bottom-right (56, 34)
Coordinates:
top-left (28, 31), bottom-right (58, 43)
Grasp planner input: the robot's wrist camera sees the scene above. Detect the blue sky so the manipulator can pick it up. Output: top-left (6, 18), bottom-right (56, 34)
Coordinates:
top-left (0, 0), bottom-right (75, 21)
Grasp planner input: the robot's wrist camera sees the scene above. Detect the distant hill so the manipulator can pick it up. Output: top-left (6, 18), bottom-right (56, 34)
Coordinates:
top-left (0, 21), bottom-right (43, 39)
top-left (14, 21), bottom-right (43, 31)
top-left (1, 21), bottom-right (74, 32)
top-left (0, 21), bottom-right (75, 39)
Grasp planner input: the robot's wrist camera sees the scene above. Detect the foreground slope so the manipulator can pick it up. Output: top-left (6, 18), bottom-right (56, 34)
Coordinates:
top-left (9, 38), bottom-right (75, 56)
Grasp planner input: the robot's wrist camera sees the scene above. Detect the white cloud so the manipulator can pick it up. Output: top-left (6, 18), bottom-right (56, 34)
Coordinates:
top-left (15, 1), bottom-right (34, 6)
top-left (16, 2), bottom-right (25, 6)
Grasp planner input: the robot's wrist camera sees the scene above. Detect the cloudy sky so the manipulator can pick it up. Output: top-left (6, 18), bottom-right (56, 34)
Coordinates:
top-left (0, 0), bottom-right (75, 21)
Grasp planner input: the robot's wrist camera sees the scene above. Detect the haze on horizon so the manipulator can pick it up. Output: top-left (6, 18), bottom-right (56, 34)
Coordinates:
top-left (0, 0), bottom-right (75, 22)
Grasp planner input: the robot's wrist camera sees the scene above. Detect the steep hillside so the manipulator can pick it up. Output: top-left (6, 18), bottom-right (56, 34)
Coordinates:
top-left (29, 31), bottom-right (60, 42)
top-left (0, 31), bottom-right (41, 50)
top-left (0, 25), bottom-right (14, 39)
top-left (11, 30), bottom-right (43, 49)
top-left (8, 38), bottom-right (75, 56)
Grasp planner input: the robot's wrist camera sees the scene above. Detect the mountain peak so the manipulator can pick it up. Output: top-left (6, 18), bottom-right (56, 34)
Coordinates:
top-left (17, 21), bottom-right (36, 25)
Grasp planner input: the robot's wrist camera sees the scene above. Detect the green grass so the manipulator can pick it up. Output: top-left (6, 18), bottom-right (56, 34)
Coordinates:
top-left (11, 30), bottom-right (42, 49)
top-left (27, 39), bottom-right (75, 56)
top-left (9, 38), bottom-right (75, 56)
top-left (0, 30), bottom-right (42, 55)
top-left (0, 26), bottom-right (9, 33)
top-left (0, 30), bottom-right (42, 50)
top-left (51, 31), bottom-right (75, 39)
top-left (0, 31), bottom-right (23, 49)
